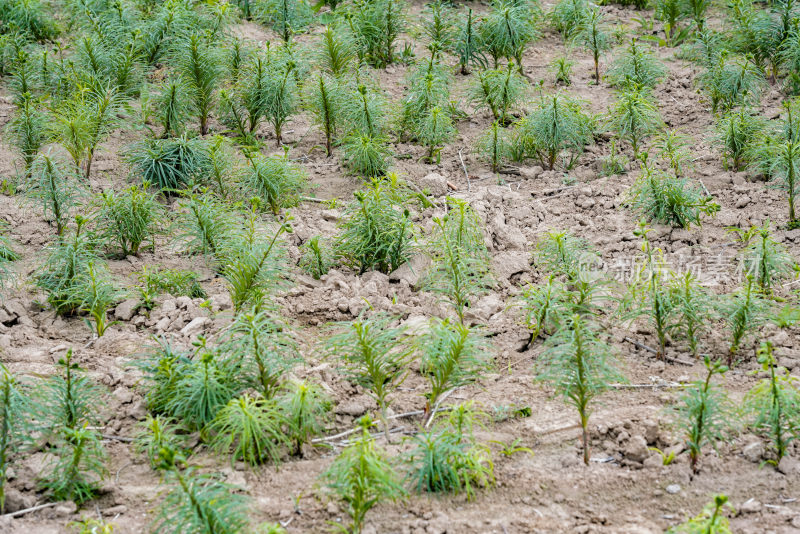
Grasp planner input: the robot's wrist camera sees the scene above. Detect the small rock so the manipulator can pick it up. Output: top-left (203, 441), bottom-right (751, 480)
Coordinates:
top-left (464, 293), bottom-right (504, 324)
top-left (777, 456), bottom-right (800, 475)
top-left (54, 501), bottom-right (78, 516)
top-left (735, 196), bottom-right (751, 209)
top-left (389, 255), bottom-right (432, 288)
top-left (643, 454), bottom-right (663, 469)
top-left (114, 298), bottom-right (141, 321)
top-left (418, 172), bottom-right (448, 197)
top-left (742, 441), bottom-right (764, 463)
top-left (491, 251), bottom-right (530, 281)
top-left (740, 499), bottom-right (761, 514)
top-left (335, 397), bottom-right (371, 417)
top-left (665, 484), bottom-right (681, 495)
top-left (103, 504), bottom-right (128, 516)
top-left (112, 387), bottom-right (134, 405)
top-left (624, 435), bottom-right (649, 463)
top-left (180, 317), bottom-right (209, 337)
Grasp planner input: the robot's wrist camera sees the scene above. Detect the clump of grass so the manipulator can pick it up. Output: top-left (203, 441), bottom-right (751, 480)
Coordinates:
top-left (423, 198), bottom-right (492, 323)
top-left (673, 356), bottom-right (729, 474)
top-left (513, 93), bottom-right (595, 170)
top-left (320, 416), bottom-right (405, 534)
top-left (625, 162), bottom-right (719, 229)
top-left (550, 55), bottom-right (575, 86)
top-left (134, 414), bottom-right (186, 470)
top-left (743, 341), bottom-right (800, 464)
top-left (299, 236), bottom-right (334, 280)
top-left (0, 364), bottom-right (29, 513)
top-left (136, 266), bottom-right (207, 310)
top-left (468, 62), bottom-right (528, 125)
top-left (418, 319), bottom-right (490, 422)
top-left (326, 314), bottom-right (411, 440)
top-left (126, 136), bottom-right (209, 193)
top-left (536, 314), bottom-right (625, 464)
top-left (279, 379), bottom-right (332, 456)
top-left (155, 447), bottom-right (251, 534)
top-left (206, 394), bottom-right (287, 467)
top-left (667, 495), bottom-right (733, 534)
top-left (712, 107), bottom-right (764, 172)
top-left (480, 0), bottom-right (540, 69)
top-left (98, 182), bottom-right (163, 257)
top-left (717, 276), bottom-right (771, 366)
top-left (579, 8), bottom-right (611, 84)
top-left (26, 153), bottom-right (85, 237)
top-left (335, 177), bottom-right (415, 274)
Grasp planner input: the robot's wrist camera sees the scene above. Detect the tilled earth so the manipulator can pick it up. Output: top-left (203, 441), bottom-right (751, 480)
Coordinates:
top-left (0, 2), bottom-right (799, 533)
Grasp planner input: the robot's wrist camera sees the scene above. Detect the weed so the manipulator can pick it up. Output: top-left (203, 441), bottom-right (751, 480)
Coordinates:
top-left (279, 379), bottom-right (332, 456)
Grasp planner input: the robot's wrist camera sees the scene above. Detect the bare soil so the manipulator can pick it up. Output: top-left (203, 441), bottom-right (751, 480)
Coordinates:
top-left (1, 2), bottom-right (799, 533)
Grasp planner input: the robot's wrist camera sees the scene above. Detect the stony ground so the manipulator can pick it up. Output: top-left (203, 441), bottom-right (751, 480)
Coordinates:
top-left (1, 1), bottom-right (799, 533)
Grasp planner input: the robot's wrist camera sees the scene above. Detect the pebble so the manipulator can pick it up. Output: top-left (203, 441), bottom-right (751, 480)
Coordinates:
top-left (665, 484), bottom-right (681, 495)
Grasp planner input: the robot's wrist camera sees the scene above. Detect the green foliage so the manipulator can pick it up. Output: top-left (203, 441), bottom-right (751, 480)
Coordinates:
top-left (626, 164), bottom-right (719, 228)
top-left (623, 228), bottom-right (675, 358)
top-left (480, 0), bottom-right (540, 68)
top-left (206, 394), bottom-right (287, 466)
top-left (732, 223), bottom-right (796, 293)
top-left (456, 8), bottom-right (486, 75)
top-left (468, 62), bottom-right (528, 125)
top-left (0, 0), bottom-right (59, 41)
top-left (41, 424), bottom-right (107, 505)
top-left (126, 136), bottom-right (209, 193)
top-left (606, 84), bottom-right (662, 155)
top-left (34, 217), bottom-right (98, 315)
top-left (743, 341), bottom-right (800, 463)
top-left (326, 314), bottom-right (411, 437)
top-left (134, 414), bottom-right (186, 469)
top-left (67, 261), bottom-right (123, 338)
top-left (340, 133), bottom-right (393, 177)
top-left (224, 213), bottom-right (290, 312)
top-left (261, 57), bottom-right (299, 146)
top-left (221, 309), bottom-right (299, 399)
top-left (175, 190), bottom-right (239, 266)
top-left (279, 379), bottom-right (332, 456)
top-left (419, 319), bottom-right (490, 419)
top-left (655, 129), bottom-right (693, 177)
top-left (607, 38), bottom-right (666, 89)
top-left (534, 230), bottom-right (595, 281)
top-left (417, 106), bottom-right (456, 163)
top-left (316, 26), bottom-right (356, 77)
top-left (712, 107), bottom-right (764, 171)
top-left (347, 0), bottom-right (407, 68)
top-left (0, 364), bottom-right (28, 513)
top-left (50, 83), bottom-right (122, 181)
top-left (718, 276), bottom-right (772, 365)
top-left (335, 177), bottom-right (414, 274)
top-left (6, 93), bottom-right (46, 177)
top-left (537, 314), bottom-right (625, 464)
top-left (549, 0), bottom-right (589, 41)
top-left (304, 73), bottom-right (343, 156)
top-left (684, 0), bottom-right (713, 30)
top-left (254, 0), bottom-right (312, 41)
top-left (69, 518), bottom-right (115, 534)
top-left (98, 182), bottom-right (163, 257)
top-left (321, 417), bottom-right (405, 534)
top-left (580, 8), bottom-right (611, 84)
top-left (599, 140), bottom-right (629, 176)
top-left (654, 0), bottom-right (687, 46)
top-left (749, 130), bottom-right (800, 229)
top-left (26, 153), bottom-right (84, 236)
top-left (37, 349), bottom-right (102, 432)
top-left (299, 236), bottom-right (334, 280)
top-left (669, 272), bottom-right (715, 357)
top-left (340, 82), bottom-right (388, 138)
top-left (673, 357), bottom-right (729, 474)
top-left (699, 53), bottom-right (765, 114)
top-left (550, 55), bottom-right (574, 86)
top-left (424, 198), bottom-right (491, 322)
top-left (153, 78), bottom-right (192, 138)
top-left (478, 120), bottom-right (513, 171)
top-left (155, 447), bottom-right (251, 534)
top-left (172, 33), bottom-right (222, 135)
top-left (240, 153), bottom-right (306, 215)
top-left (166, 346), bottom-right (239, 431)
top-left (668, 495), bottom-right (733, 534)
top-left (136, 266), bottom-right (206, 310)
top-left (403, 429), bottom-right (493, 499)
top-left (519, 276), bottom-right (569, 342)
top-left (514, 93), bottom-right (594, 170)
